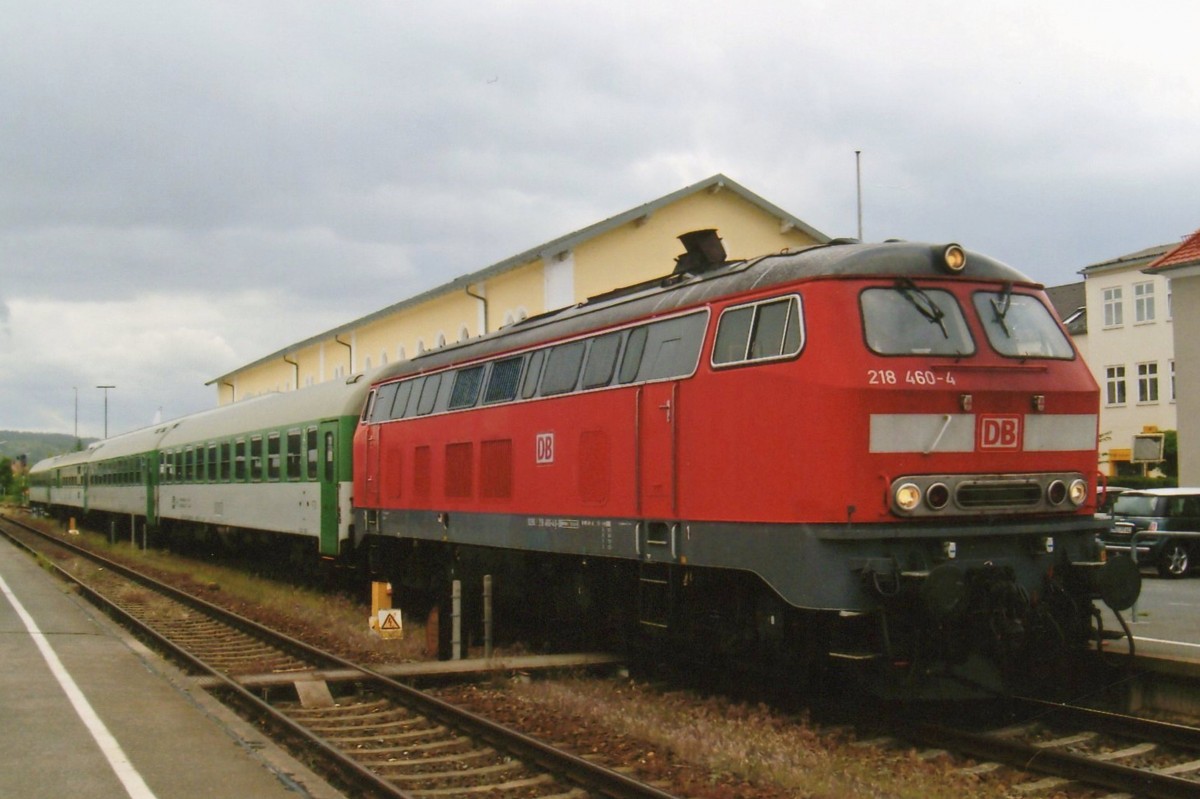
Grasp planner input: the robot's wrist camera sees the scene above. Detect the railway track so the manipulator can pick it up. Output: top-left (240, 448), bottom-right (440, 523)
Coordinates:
top-left (881, 697), bottom-right (1200, 798)
top-left (0, 513), bottom-right (677, 799)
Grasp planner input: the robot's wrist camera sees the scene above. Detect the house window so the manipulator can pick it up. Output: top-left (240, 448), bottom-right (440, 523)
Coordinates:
top-left (1105, 365), bottom-right (1126, 406)
top-left (1170, 360), bottom-right (1177, 402)
top-left (1137, 362), bottom-right (1159, 403)
top-left (1103, 287), bottom-right (1123, 327)
top-left (1134, 281), bottom-right (1156, 323)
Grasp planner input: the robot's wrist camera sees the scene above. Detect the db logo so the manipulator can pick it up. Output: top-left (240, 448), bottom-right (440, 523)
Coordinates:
top-left (978, 415), bottom-right (1022, 450)
top-left (535, 432), bottom-right (555, 464)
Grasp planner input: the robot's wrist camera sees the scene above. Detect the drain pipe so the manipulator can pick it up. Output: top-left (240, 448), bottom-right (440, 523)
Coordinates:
top-left (465, 284), bottom-right (488, 335)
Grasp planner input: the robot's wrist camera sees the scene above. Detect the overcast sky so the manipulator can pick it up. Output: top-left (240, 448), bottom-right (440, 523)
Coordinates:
top-left (2, 1), bottom-right (1198, 443)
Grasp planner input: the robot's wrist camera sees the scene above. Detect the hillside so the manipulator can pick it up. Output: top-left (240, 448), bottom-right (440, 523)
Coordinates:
top-left (0, 431), bottom-right (97, 465)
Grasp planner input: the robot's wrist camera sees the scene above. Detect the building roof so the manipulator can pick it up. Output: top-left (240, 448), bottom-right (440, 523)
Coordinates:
top-left (1044, 281), bottom-right (1087, 336)
top-left (1146, 227), bottom-right (1200, 274)
top-left (208, 174), bottom-right (830, 385)
top-left (1079, 242), bottom-right (1175, 276)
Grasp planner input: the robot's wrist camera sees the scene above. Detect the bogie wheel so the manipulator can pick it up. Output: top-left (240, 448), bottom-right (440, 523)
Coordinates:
top-left (1157, 541), bottom-right (1190, 579)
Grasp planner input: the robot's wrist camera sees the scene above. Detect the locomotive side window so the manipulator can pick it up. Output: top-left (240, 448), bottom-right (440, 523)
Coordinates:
top-left (390, 380), bottom-right (415, 419)
top-left (618, 327), bottom-right (648, 384)
top-left (449, 365), bottom-right (485, 409)
top-left (416, 373), bottom-right (441, 415)
top-left (369, 382), bottom-right (399, 423)
top-left (484, 356), bottom-right (524, 404)
top-left (634, 311), bottom-right (708, 381)
top-left (860, 286), bottom-right (975, 356)
top-left (713, 296), bottom-right (803, 366)
top-left (582, 331), bottom-right (622, 389)
top-left (971, 290), bottom-right (1075, 359)
top-left (521, 349), bottom-right (546, 398)
top-left (542, 340), bottom-right (587, 395)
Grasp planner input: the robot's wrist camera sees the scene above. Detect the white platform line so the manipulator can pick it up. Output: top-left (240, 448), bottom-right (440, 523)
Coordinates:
top-left (0, 572), bottom-right (159, 799)
top-left (1133, 636), bottom-right (1200, 650)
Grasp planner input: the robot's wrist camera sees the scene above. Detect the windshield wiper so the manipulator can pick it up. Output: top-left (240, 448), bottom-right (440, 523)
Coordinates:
top-left (896, 278), bottom-right (948, 339)
top-left (990, 283), bottom-right (1013, 338)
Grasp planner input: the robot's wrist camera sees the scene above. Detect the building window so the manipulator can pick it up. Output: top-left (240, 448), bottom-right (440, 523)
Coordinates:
top-left (1137, 362), bottom-right (1159, 403)
top-left (1134, 281), bottom-right (1156, 323)
top-left (1103, 287), bottom-right (1123, 327)
top-left (1171, 360), bottom-right (1176, 401)
top-left (1105, 365), bottom-right (1126, 406)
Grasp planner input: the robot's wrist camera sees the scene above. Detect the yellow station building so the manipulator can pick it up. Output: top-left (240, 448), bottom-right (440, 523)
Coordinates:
top-left (209, 174), bottom-right (830, 403)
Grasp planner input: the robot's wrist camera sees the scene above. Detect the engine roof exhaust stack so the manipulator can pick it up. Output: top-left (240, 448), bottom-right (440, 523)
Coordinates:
top-left (673, 229), bottom-right (727, 275)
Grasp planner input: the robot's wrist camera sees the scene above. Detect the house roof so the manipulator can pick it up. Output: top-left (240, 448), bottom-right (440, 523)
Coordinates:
top-left (1079, 242), bottom-right (1175, 276)
top-left (1044, 281), bottom-right (1087, 336)
top-left (208, 174), bottom-right (830, 385)
top-left (1146, 227), bottom-right (1200, 274)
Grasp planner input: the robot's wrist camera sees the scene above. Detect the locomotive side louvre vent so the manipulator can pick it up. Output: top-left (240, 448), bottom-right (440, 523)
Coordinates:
top-left (955, 480), bottom-right (1042, 509)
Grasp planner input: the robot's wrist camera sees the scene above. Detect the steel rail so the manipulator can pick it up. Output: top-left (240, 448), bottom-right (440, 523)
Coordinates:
top-left (1, 513), bottom-right (679, 799)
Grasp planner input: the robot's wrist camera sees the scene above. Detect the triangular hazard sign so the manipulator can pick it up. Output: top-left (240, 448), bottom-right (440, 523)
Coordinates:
top-left (380, 612), bottom-right (401, 630)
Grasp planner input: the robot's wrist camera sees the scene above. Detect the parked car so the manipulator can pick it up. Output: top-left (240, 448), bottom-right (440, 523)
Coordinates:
top-left (1100, 488), bottom-right (1200, 578)
top-left (1096, 485), bottom-right (1132, 521)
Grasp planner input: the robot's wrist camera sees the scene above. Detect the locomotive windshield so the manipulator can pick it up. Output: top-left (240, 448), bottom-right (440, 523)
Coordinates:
top-left (972, 290), bottom-right (1074, 359)
top-left (860, 285), bottom-right (974, 356)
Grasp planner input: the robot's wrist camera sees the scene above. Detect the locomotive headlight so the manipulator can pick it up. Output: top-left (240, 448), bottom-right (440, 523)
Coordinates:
top-left (941, 244), bottom-right (967, 273)
top-left (895, 482), bottom-right (922, 512)
top-left (926, 482), bottom-right (950, 510)
top-left (1047, 480), bottom-right (1067, 506)
top-left (1068, 478), bottom-right (1088, 507)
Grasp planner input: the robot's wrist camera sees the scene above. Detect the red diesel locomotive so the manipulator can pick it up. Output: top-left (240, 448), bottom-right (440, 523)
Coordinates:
top-left (353, 232), bottom-right (1139, 697)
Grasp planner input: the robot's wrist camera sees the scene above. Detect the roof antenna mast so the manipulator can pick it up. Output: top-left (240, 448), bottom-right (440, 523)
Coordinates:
top-left (855, 149), bottom-right (864, 242)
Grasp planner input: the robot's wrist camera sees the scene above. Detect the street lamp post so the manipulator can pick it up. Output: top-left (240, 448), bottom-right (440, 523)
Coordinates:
top-left (96, 385), bottom-right (115, 439)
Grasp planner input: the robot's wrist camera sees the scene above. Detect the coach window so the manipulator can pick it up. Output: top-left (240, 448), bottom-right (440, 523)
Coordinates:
top-left (267, 433), bottom-right (282, 481)
top-left (234, 439), bottom-right (247, 481)
top-left (205, 444), bottom-right (216, 482)
top-left (521, 350), bottom-right (545, 399)
top-left (582, 332), bottom-right (622, 389)
top-left (542, 340), bottom-right (587, 395)
top-left (286, 430), bottom-right (302, 480)
top-left (324, 432), bottom-right (336, 482)
top-left (174, 450), bottom-right (183, 484)
top-left (306, 427), bottom-right (319, 480)
top-left (449, 365), bottom-right (485, 409)
top-left (484, 355), bottom-right (523, 404)
top-left (220, 442), bottom-right (232, 481)
top-left (250, 436), bottom-right (263, 481)
top-left (185, 447), bottom-right (195, 482)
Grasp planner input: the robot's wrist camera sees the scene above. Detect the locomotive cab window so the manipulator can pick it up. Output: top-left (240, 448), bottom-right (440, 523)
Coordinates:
top-left (971, 290), bottom-right (1074, 360)
top-left (713, 296), bottom-right (804, 366)
top-left (860, 284), bottom-right (975, 356)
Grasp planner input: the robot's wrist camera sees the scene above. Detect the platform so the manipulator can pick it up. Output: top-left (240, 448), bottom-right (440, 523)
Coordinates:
top-left (0, 539), bottom-right (345, 799)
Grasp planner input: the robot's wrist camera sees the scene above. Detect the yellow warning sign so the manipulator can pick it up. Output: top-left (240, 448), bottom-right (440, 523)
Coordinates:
top-left (376, 610), bottom-right (403, 640)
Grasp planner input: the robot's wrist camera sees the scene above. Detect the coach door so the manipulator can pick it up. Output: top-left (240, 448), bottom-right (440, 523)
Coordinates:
top-left (318, 421), bottom-right (340, 557)
top-left (638, 381), bottom-right (678, 521)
